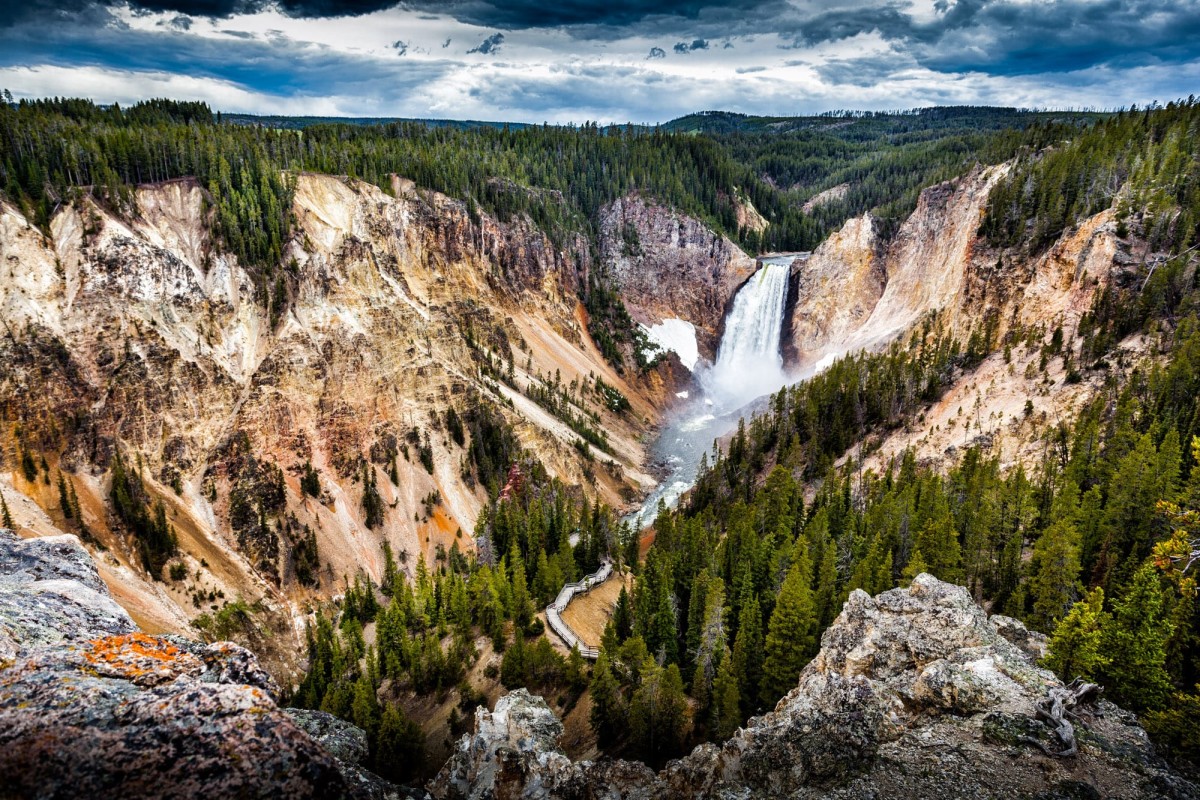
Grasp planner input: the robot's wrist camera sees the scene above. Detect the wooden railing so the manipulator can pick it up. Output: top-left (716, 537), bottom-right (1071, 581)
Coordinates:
top-left (545, 560), bottom-right (612, 660)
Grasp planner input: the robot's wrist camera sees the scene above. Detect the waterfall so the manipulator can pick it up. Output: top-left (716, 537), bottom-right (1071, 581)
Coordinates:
top-left (624, 256), bottom-right (795, 529)
top-left (703, 257), bottom-right (791, 410)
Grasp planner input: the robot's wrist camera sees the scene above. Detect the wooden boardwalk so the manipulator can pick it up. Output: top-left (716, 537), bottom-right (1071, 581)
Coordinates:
top-left (544, 560), bottom-right (612, 659)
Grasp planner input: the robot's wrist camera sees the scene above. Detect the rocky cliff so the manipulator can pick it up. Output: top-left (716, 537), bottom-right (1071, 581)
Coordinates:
top-left (786, 161), bottom-right (1133, 373)
top-left (0, 174), bottom-right (679, 674)
top-left (0, 526), bottom-right (414, 799)
top-left (784, 213), bottom-right (884, 369)
top-left (598, 195), bottom-right (757, 358)
top-left (782, 163), bottom-right (1152, 474)
top-left (786, 164), bottom-right (1011, 373)
top-left (431, 574), bottom-right (1197, 800)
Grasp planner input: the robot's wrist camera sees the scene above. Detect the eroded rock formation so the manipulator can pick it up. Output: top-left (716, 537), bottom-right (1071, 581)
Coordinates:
top-left (0, 174), bottom-right (690, 672)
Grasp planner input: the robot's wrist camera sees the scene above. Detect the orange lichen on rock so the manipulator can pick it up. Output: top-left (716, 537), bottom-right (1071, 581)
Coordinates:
top-left (82, 633), bottom-right (202, 685)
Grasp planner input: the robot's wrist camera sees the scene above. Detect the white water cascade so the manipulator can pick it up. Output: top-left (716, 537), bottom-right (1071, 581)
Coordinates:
top-left (702, 257), bottom-right (792, 411)
top-left (624, 256), bottom-right (796, 527)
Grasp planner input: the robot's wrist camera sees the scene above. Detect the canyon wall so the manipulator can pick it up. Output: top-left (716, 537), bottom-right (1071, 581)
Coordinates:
top-left (0, 175), bottom-right (686, 673)
top-left (598, 195), bottom-right (757, 358)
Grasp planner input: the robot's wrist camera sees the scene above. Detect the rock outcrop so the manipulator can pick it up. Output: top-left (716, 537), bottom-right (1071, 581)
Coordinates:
top-left (598, 195), bottom-right (756, 356)
top-left (0, 527), bottom-right (408, 799)
top-left (431, 574), bottom-right (1198, 800)
top-left (0, 526), bottom-right (137, 660)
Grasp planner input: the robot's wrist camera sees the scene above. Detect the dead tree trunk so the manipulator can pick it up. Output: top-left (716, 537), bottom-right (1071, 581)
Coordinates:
top-left (1020, 678), bottom-right (1102, 757)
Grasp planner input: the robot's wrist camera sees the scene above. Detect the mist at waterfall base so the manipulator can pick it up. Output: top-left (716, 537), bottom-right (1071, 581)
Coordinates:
top-left (627, 257), bottom-right (794, 528)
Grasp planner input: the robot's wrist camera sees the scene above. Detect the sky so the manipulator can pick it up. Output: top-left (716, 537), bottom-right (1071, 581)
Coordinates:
top-left (1, 0), bottom-right (1198, 123)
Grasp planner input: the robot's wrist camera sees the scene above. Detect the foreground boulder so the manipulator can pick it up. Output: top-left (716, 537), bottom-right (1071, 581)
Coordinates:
top-left (0, 528), bottom-right (407, 799)
top-left (432, 574), bottom-right (1199, 800)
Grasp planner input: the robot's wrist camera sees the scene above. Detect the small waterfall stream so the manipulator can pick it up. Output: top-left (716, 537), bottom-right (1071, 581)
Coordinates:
top-left (627, 256), bottom-right (796, 527)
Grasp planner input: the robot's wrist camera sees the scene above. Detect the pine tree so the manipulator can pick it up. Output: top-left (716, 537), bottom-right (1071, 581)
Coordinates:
top-left (67, 481), bottom-right (85, 534)
top-left (710, 648), bottom-right (741, 741)
top-left (508, 544), bottom-right (534, 630)
top-left (1028, 518), bottom-right (1082, 630)
top-left (1099, 563), bottom-right (1175, 712)
top-left (814, 533), bottom-right (839, 627)
top-left (731, 589), bottom-right (763, 715)
top-left (57, 472), bottom-right (73, 520)
top-left (300, 460), bottom-right (321, 498)
top-left (500, 630), bottom-right (528, 688)
top-left (760, 542), bottom-right (817, 706)
top-left (612, 584), bottom-right (633, 641)
top-left (588, 651), bottom-right (625, 747)
top-left (361, 463), bottom-right (384, 528)
top-left (902, 546), bottom-right (928, 586)
top-left (380, 540), bottom-right (399, 597)
top-left (0, 490), bottom-right (13, 529)
top-left (1163, 589), bottom-right (1198, 698)
top-left (690, 577), bottom-right (726, 713)
top-left (915, 486), bottom-right (962, 583)
top-left (373, 704), bottom-right (425, 784)
top-left (1044, 586), bottom-right (1110, 681)
top-left (629, 660), bottom-right (688, 761)
top-left (350, 669), bottom-right (381, 737)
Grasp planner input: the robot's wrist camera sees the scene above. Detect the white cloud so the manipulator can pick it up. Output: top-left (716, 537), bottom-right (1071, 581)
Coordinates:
top-left (0, 65), bottom-right (348, 115)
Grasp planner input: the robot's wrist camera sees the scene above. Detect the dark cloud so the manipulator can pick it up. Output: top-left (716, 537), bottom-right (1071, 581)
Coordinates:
top-left (1, 0), bottom-right (1198, 123)
top-left (0, 10), bottom-right (449, 101)
top-left (0, 0), bottom-right (404, 29)
top-left (395, 1), bottom-right (769, 29)
top-left (0, 0), bottom-right (780, 29)
top-left (673, 38), bottom-right (708, 54)
top-left (782, 0), bottom-right (1200, 76)
top-left (468, 32), bottom-right (504, 55)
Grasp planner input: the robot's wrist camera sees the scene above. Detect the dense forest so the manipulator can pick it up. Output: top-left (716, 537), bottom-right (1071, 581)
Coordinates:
top-left (668, 106), bottom-right (1107, 240)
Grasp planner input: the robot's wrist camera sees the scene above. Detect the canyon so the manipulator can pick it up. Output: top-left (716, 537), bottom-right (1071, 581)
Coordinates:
top-left (0, 148), bottom-right (1181, 797)
top-left (1, 159), bottom-right (1149, 673)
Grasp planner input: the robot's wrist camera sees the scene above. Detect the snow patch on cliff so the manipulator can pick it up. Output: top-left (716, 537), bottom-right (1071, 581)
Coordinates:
top-left (640, 318), bottom-right (699, 371)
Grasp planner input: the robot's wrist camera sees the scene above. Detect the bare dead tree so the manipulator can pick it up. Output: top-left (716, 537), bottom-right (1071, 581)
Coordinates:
top-left (1019, 678), bottom-right (1103, 757)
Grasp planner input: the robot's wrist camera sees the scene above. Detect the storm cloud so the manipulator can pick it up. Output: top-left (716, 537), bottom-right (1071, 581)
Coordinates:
top-left (467, 32), bottom-right (504, 55)
top-left (0, 0), bottom-right (1196, 123)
